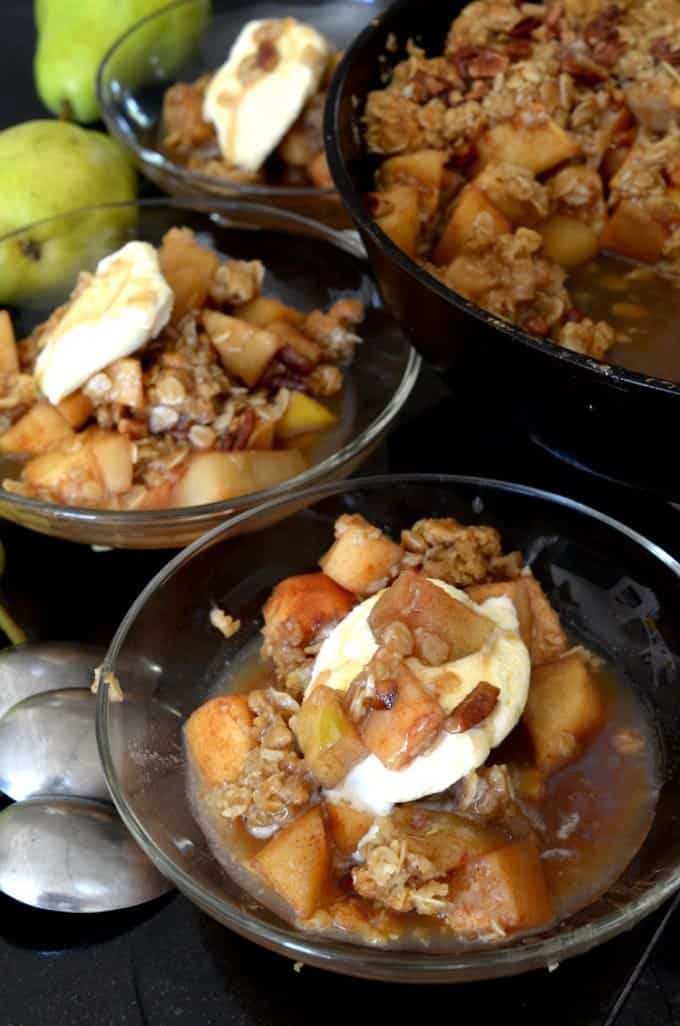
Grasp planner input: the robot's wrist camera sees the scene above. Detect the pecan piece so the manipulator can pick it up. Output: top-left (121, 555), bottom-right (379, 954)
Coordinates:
top-left (650, 39), bottom-right (680, 65)
top-left (444, 682), bottom-right (500, 733)
top-left (509, 15), bottom-right (541, 37)
top-left (591, 39), bottom-right (625, 67)
top-left (584, 6), bottom-right (622, 45)
top-left (278, 345), bottom-right (314, 374)
top-left (217, 407), bottom-right (256, 451)
top-left (504, 38), bottom-right (533, 60)
top-left (450, 45), bottom-right (481, 79)
top-left (468, 50), bottom-right (510, 79)
top-left (560, 43), bottom-right (608, 82)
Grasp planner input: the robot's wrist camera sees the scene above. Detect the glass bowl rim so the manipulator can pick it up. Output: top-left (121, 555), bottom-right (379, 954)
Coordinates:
top-left (96, 471), bottom-right (680, 978)
top-left (0, 196), bottom-right (420, 528)
top-left (98, 0), bottom-right (360, 200)
top-left (323, 0), bottom-right (680, 400)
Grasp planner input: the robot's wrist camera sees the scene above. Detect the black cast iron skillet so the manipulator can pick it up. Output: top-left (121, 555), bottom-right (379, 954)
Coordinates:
top-left (324, 0), bottom-right (679, 498)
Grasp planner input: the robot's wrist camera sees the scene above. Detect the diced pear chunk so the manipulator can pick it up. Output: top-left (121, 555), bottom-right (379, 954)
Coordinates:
top-left (473, 164), bottom-right (543, 224)
top-left (22, 438), bottom-right (104, 506)
top-left (469, 578), bottom-right (568, 666)
top-left (538, 215), bottom-right (600, 269)
top-left (392, 807), bottom-right (503, 873)
top-left (276, 392), bottom-right (336, 440)
top-left (185, 695), bottom-right (254, 787)
top-left (238, 296), bottom-right (305, 329)
top-left (600, 200), bottom-right (668, 263)
top-left (477, 114), bottom-right (580, 174)
top-left (292, 685), bottom-right (367, 787)
top-left (523, 652), bottom-right (604, 773)
top-left (171, 451), bottom-right (256, 507)
top-left (57, 391), bottom-right (93, 429)
top-left (0, 311), bottom-right (18, 374)
top-left (378, 149), bottom-right (449, 219)
top-left (522, 577), bottom-right (568, 665)
top-left (372, 185), bottom-right (420, 257)
top-left (248, 449), bottom-right (306, 491)
top-left (369, 572), bottom-right (495, 661)
top-left (87, 429), bottom-right (134, 496)
top-left (253, 806), bottom-right (331, 919)
top-left (446, 839), bottom-right (553, 936)
top-left (0, 401), bottom-right (73, 455)
top-left (358, 654), bottom-right (444, 769)
top-left (159, 227), bottom-right (220, 324)
top-left (263, 572), bottom-right (355, 648)
top-left (320, 514), bottom-right (403, 597)
top-left (171, 450), bottom-right (306, 507)
top-left (202, 310), bottom-right (282, 387)
top-left (326, 802), bottom-right (373, 854)
top-left (433, 185), bottom-right (511, 265)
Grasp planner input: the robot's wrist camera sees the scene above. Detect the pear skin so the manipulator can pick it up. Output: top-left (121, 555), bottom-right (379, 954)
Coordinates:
top-left (35, 0), bottom-right (210, 123)
top-left (0, 121), bottom-right (136, 303)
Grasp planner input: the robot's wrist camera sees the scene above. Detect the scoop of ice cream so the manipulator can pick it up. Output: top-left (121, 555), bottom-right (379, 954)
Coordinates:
top-left (308, 581), bottom-right (530, 815)
top-left (202, 18), bottom-right (329, 172)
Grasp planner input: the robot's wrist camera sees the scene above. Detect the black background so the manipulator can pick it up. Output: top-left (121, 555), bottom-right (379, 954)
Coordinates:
top-left (0, 2), bottom-right (679, 1024)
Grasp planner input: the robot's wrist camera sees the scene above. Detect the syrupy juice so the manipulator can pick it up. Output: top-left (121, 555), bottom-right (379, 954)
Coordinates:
top-left (187, 644), bottom-right (660, 950)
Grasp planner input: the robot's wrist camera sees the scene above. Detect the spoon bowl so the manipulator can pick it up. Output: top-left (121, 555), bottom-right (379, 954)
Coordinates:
top-left (0, 796), bottom-right (171, 912)
top-left (0, 642), bottom-right (104, 721)
top-left (0, 688), bottom-right (107, 802)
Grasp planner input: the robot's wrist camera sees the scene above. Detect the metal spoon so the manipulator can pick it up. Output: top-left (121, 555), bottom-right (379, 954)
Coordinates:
top-left (0, 688), bottom-right (107, 801)
top-left (0, 641), bottom-right (104, 720)
top-left (0, 796), bottom-right (169, 912)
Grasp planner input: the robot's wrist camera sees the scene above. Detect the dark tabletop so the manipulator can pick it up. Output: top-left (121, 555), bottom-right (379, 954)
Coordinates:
top-left (1, 3), bottom-right (679, 1024)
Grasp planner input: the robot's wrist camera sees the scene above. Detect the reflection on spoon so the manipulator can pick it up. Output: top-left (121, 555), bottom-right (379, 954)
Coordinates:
top-left (0, 796), bottom-right (171, 912)
top-left (0, 641), bottom-right (105, 720)
top-left (0, 688), bottom-right (107, 801)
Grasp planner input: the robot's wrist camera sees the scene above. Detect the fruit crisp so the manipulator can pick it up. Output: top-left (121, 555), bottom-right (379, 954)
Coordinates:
top-left (185, 509), bottom-right (658, 946)
top-left (365, 0), bottom-right (680, 360)
top-left (0, 228), bottom-right (362, 511)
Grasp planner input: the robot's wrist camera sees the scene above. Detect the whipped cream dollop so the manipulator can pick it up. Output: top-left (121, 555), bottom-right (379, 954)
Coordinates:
top-left (308, 581), bottom-right (530, 816)
top-left (203, 18), bottom-right (329, 172)
top-left (35, 241), bottom-right (172, 405)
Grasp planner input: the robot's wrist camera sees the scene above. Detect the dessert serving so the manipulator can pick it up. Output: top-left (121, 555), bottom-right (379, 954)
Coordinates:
top-left (0, 228), bottom-right (361, 511)
top-left (160, 17), bottom-right (339, 191)
top-left (185, 510), bottom-right (658, 948)
top-left (364, 0), bottom-right (680, 373)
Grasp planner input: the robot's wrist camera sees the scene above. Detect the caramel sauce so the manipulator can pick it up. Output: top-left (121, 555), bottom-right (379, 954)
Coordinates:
top-left (570, 255), bottom-right (680, 382)
top-left (188, 650), bottom-right (659, 949)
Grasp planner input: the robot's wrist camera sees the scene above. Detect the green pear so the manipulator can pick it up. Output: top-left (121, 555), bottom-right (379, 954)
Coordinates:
top-left (0, 121), bottom-right (137, 305)
top-left (35, 0), bottom-right (211, 124)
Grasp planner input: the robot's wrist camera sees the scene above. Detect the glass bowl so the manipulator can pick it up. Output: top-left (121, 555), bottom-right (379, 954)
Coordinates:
top-left (97, 0), bottom-right (392, 228)
top-left (0, 199), bottom-right (419, 549)
top-left (96, 474), bottom-right (680, 982)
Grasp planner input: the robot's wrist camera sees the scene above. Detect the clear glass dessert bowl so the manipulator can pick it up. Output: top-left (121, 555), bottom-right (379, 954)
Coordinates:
top-left (0, 199), bottom-right (419, 549)
top-left (96, 474), bottom-right (680, 981)
top-left (97, 0), bottom-right (392, 228)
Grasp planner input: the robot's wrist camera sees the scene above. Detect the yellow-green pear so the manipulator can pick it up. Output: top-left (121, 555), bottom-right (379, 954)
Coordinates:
top-left (0, 121), bottom-right (137, 304)
top-left (35, 0), bottom-right (211, 124)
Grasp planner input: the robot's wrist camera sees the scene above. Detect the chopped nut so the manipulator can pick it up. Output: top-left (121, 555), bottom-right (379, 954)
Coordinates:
top-left (91, 665), bottom-right (124, 702)
top-left (210, 606), bottom-right (241, 638)
top-left (444, 681), bottom-right (500, 732)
